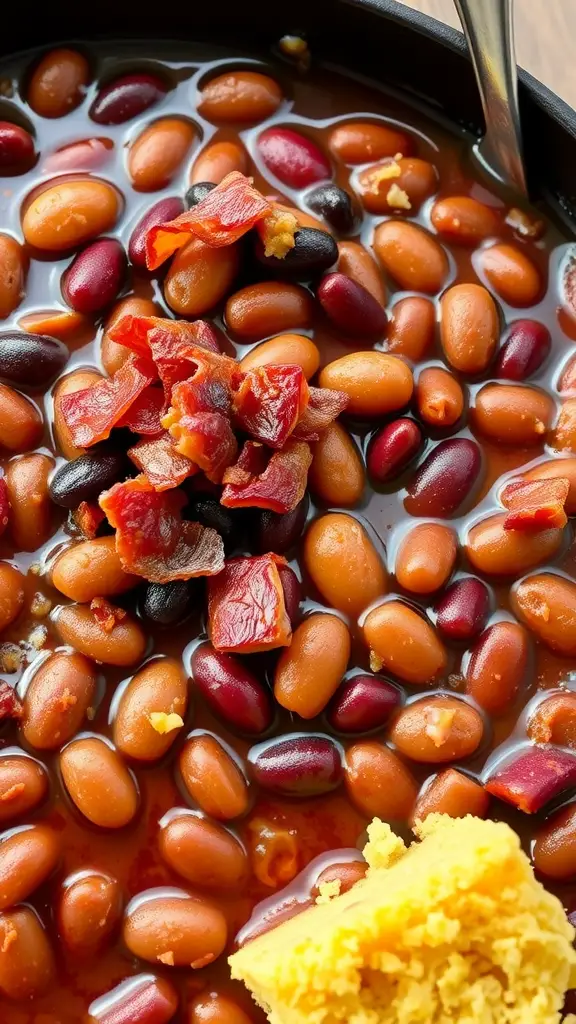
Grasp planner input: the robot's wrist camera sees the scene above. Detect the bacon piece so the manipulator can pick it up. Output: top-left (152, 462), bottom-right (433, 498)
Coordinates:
top-left (108, 314), bottom-right (221, 360)
top-left (59, 357), bottom-right (156, 448)
top-left (117, 385), bottom-right (165, 436)
top-left (292, 386), bottom-right (349, 441)
top-left (73, 501), bottom-right (106, 540)
top-left (485, 745), bottom-right (576, 813)
top-left (90, 597), bottom-right (127, 633)
top-left (208, 553), bottom-right (292, 653)
top-left (501, 477), bottom-right (570, 531)
top-left (233, 365), bottom-right (309, 448)
top-left (221, 440), bottom-right (312, 513)
top-left (128, 432), bottom-right (197, 491)
top-left (0, 680), bottom-right (23, 721)
top-left (162, 363), bottom-right (237, 483)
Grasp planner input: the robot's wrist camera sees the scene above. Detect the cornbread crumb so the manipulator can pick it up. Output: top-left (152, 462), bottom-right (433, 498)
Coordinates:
top-left (148, 711), bottom-right (184, 734)
top-left (386, 183), bottom-right (411, 209)
top-left (314, 880), bottom-right (341, 904)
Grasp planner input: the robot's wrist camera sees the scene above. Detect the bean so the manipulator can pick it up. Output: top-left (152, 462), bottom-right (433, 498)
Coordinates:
top-left (199, 70), bottom-right (282, 122)
top-left (53, 367), bottom-right (103, 459)
top-left (327, 674), bottom-right (401, 734)
top-left (128, 196), bottom-right (184, 270)
top-left (0, 330), bottom-right (67, 389)
top-left (28, 48), bottom-right (89, 117)
top-left (390, 696), bottom-right (483, 764)
top-left (480, 242), bottom-right (542, 306)
top-left (192, 644), bottom-right (272, 735)
top-left (43, 136), bottom-right (114, 174)
top-left (307, 184), bottom-right (356, 234)
top-left (190, 140), bottom-right (248, 184)
top-left (367, 418), bottom-right (422, 484)
top-left (528, 693), bottom-right (576, 747)
top-left (395, 523), bottom-right (457, 595)
top-left (123, 891), bottom-right (227, 968)
top-left (101, 296), bottom-right (159, 376)
top-left (440, 283), bottom-right (499, 375)
top-left (88, 976), bottom-right (178, 1024)
top-left (466, 513), bottom-right (562, 576)
top-left (141, 580), bottom-right (198, 627)
top-left (329, 121), bottom-right (411, 164)
top-left (0, 755), bottom-right (48, 823)
top-left (358, 157), bottom-right (437, 213)
top-left (256, 228), bottom-right (338, 279)
top-left (533, 804), bottom-right (576, 880)
top-left (0, 384), bottom-right (42, 452)
top-left (56, 604), bottom-right (147, 666)
top-left (387, 295), bottom-right (435, 361)
top-left (412, 769), bottom-right (489, 825)
top-left (465, 621), bottom-right (529, 715)
top-left (524, 460), bottom-right (576, 515)
top-left (416, 367), bottom-right (464, 428)
top-left (60, 736), bottom-right (139, 828)
top-left (52, 536), bottom-right (137, 603)
top-left (435, 577), bottom-right (490, 642)
top-left (278, 564), bottom-right (301, 624)
top-left (317, 272), bottom-right (387, 337)
top-left (512, 573), bottom-right (576, 656)
top-left (128, 118), bottom-right (196, 191)
top-left (552, 399), bottom-right (576, 453)
top-left (90, 72), bottom-right (167, 124)
top-left (18, 308), bottom-right (85, 337)
top-left (0, 824), bottom-right (60, 909)
top-left (225, 281), bottom-right (313, 338)
top-left (273, 201), bottom-right (327, 233)
top-left (309, 422), bottom-right (365, 507)
top-left (319, 351), bottom-right (413, 418)
top-left (179, 734), bottom-right (249, 820)
top-left (58, 871), bottom-right (122, 955)
top-left (405, 437), bottom-right (482, 518)
top-left (559, 355), bottom-right (576, 395)
top-left (113, 657), bottom-right (188, 762)
top-left (6, 453), bottom-right (53, 551)
top-left (163, 237), bottom-right (236, 316)
top-left (257, 126), bottom-right (331, 188)
top-left (337, 240), bottom-right (386, 306)
top-left (274, 613), bottom-right (351, 718)
top-left (23, 179), bottom-right (121, 251)
top-left (21, 650), bottom-right (97, 751)
top-left (473, 383), bottom-right (553, 445)
top-left (430, 195), bottom-right (499, 245)
top-left (240, 333), bottom-right (320, 379)
top-left (0, 122), bottom-right (35, 173)
top-left (188, 991), bottom-right (254, 1024)
top-left (373, 220), bottom-right (448, 294)
top-left (495, 319), bottom-right (551, 380)
top-left (0, 235), bottom-right (27, 320)
top-left (159, 812), bottom-right (247, 890)
top-left (251, 734), bottom-right (342, 796)
top-left (185, 181), bottom-right (217, 207)
top-left (0, 563), bottom-right (25, 632)
top-left (0, 907), bottom-right (55, 1000)
top-left (364, 601), bottom-right (447, 685)
top-left (62, 238), bottom-right (126, 314)
top-left (192, 496), bottom-right (241, 548)
top-left (303, 513), bottom-right (387, 618)
top-left (255, 496), bottom-right (309, 554)
top-left (50, 450), bottom-right (129, 509)
top-left (344, 741), bottom-right (417, 819)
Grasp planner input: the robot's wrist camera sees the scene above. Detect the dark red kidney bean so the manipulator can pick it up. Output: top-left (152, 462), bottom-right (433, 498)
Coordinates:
top-left (251, 735), bottom-right (342, 796)
top-left (278, 564), bottom-right (301, 623)
top-left (128, 196), bottom-right (185, 270)
top-left (495, 319), bottom-right (551, 381)
top-left (257, 126), bottom-right (331, 188)
top-left (90, 72), bottom-right (168, 124)
top-left (256, 494), bottom-right (308, 554)
top-left (0, 331), bottom-right (67, 388)
top-left (49, 449), bottom-right (129, 508)
top-left (327, 674), bottom-right (401, 734)
top-left (141, 580), bottom-right (199, 627)
top-left (255, 227), bottom-right (338, 278)
top-left (404, 438), bottom-right (482, 518)
top-left (317, 272), bottom-right (387, 337)
top-left (0, 121), bottom-right (35, 172)
top-left (367, 418), bottom-right (422, 484)
top-left (62, 239), bottom-right (126, 314)
top-left (307, 183), bottom-right (356, 234)
top-left (191, 643), bottom-right (273, 735)
top-left (185, 181), bottom-right (217, 208)
top-left (87, 974), bottom-right (179, 1024)
top-left (435, 577), bottom-right (491, 641)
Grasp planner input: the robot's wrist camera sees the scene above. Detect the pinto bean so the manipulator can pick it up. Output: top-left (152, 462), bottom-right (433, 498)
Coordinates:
top-left (473, 384), bottom-right (553, 445)
top-left (51, 536), bottom-right (137, 602)
top-left (190, 139), bottom-right (248, 184)
top-left (373, 220), bottom-right (448, 294)
top-left (466, 514), bottom-right (563, 576)
top-left (0, 234), bottom-right (27, 319)
top-left (440, 283), bottom-right (499, 375)
top-left (55, 604), bottom-right (147, 667)
top-left (57, 871), bottom-right (123, 955)
top-left (416, 367), bottom-right (464, 428)
top-left (0, 384), bottom-right (43, 452)
top-left (512, 573), bottom-right (576, 656)
top-left (431, 196), bottom-right (499, 245)
top-left (0, 562), bottom-right (25, 632)
top-left (389, 696), bottom-right (484, 764)
top-left (480, 242), bottom-right (542, 306)
top-left (344, 741), bottom-right (417, 819)
top-left (179, 734), bottom-right (249, 820)
top-left (28, 48), bottom-right (89, 117)
top-left (198, 70), bottom-right (282, 123)
top-left (21, 651), bottom-right (97, 750)
top-left (113, 658), bottom-right (188, 762)
top-left (240, 333), bottom-right (320, 379)
top-left (387, 296), bottom-right (435, 362)
top-left (23, 179), bottom-right (120, 251)
top-left (411, 769), bottom-right (489, 825)
top-left (319, 351), bottom-right (413, 418)
top-left (465, 621), bottom-right (529, 715)
top-left (0, 824), bottom-right (60, 909)
top-left (6, 452), bottom-right (53, 551)
top-left (164, 238), bottom-right (239, 316)
top-left (395, 523), bottom-right (457, 594)
top-left (337, 240), bottom-right (386, 306)
top-left (274, 613), bottom-right (351, 718)
top-left (309, 422), bottom-right (365, 507)
top-left (128, 118), bottom-right (196, 191)
top-left (303, 513), bottom-right (387, 618)
top-left (123, 891), bottom-right (227, 969)
top-left (53, 368), bottom-right (103, 459)
top-left (225, 282), bottom-right (313, 338)
top-left (363, 601), bottom-right (447, 685)
top-left (0, 756), bottom-right (48, 823)
top-left (159, 812), bottom-right (248, 890)
top-left (0, 907), bottom-right (55, 999)
top-left (60, 736), bottom-right (139, 828)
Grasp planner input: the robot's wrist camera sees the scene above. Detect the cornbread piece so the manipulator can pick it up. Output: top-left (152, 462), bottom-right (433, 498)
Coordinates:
top-left (229, 814), bottom-right (576, 1024)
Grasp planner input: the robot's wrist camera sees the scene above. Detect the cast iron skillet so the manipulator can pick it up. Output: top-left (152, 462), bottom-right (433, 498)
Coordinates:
top-left (3, 0), bottom-right (576, 229)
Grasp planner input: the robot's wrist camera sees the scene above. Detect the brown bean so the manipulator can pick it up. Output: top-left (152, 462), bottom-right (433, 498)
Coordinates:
top-left (395, 523), bottom-right (457, 594)
top-left (512, 573), bottom-right (576, 656)
top-left (430, 196), bottom-right (499, 246)
top-left (337, 240), bottom-right (386, 306)
top-left (0, 907), bottom-right (55, 1000)
top-left (473, 384), bottom-right (553, 445)
top-left (465, 621), bottom-right (529, 715)
top-left (21, 651), bottom-right (97, 751)
top-left (164, 238), bottom-right (239, 316)
top-left (373, 220), bottom-right (448, 294)
top-left (319, 351), bottom-right (413, 418)
top-left (198, 70), bottom-right (282, 123)
top-left (240, 333), bottom-right (320, 379)
top-left (179, 734), bottom-right (249, 821)
top-left (329, 121), bottom-right (411, 164)
top-left (6, 452), bottom-right (53, 552)
top-left (0, 563), bottom-right (25, 632)
top-left (480, 242), bottom-right (542, 306)
top-left (188, 991), bottom-right (254, 1024)
top-left (524, 460), bottom-right (576, 515)
top-left (159, 812), bottom-right (247, 890)
top-left (22, 179), bottom-right (120, 251)
top-left (440, 283), bottom-right (499, 375)
top-left (18, 308), bottom-right (86, 338)
top-left (364, 601), bottom-right (447, 685)
top-left (60, 736), bottom-right (139, 828)
top-left (274, 612), bottom-right (351, 719)
top-left (358, 157), bottom-right (437, 214)
top-left (190, 139), bottom-right (248, 184)
top-left (123, 891), bottom-right (227, 968)
top-left (303, 513), bottom-right (387, 618)
top-left (0, 384), bottom-right (43, 452)
top-left (345, 741), bottom-right (417, 819)
top-left (466, 513), bottom-right (562, 576)
top-left (309, 423), bottom-right (365, 508)
top-left (0, 755), bottom-right (48, 823)
top-left (53, 368), bottom-right (103, 459)
top-left (51, 537), bottom-right (138, 603)
top-left (0, 823), bottom-right (60, 909)
top-left (416, 367), bottom-right (464, 428)
top-left (533, 803), bottom-right (576, 880)
top-left (56, 604), bottom-right (147, 667)
top-left (552, 399), bottom-right (576, 453)
top-left (411, 769), bottom-right (489, 825)
top-left (113, 657), bottom-right (187, 762)
top-left (387, 296), bottom-right (435, 362)
top-left (101, 296), bottom-right (159, 376)
top-left (28, 48), bottom-right (89, 117)
top-left (389, 695), bottom-right (484, 764)
top-left (311, 860), bottom-right (368, 898)
top-left (0, 234), bottom-right (27, 320)
top-left (57, 871), bottom-right (122, 955)
top-left (225, 282), bottom-right (313, 338)
top-left (128, 118), bottom-right (196, 191)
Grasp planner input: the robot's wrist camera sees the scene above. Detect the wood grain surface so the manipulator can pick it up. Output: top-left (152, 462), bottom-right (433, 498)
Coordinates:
top-left (397, 0), bottom-right (576, 110)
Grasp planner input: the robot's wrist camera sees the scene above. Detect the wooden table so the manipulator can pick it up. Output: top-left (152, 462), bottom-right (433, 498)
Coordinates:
top-left (397, 1), bottom-right (576, 110)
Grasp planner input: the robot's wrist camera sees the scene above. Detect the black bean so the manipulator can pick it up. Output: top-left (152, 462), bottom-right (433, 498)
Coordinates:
top-left (191, 496), bottom-right (243, 552)
top-left (0, 332), bottom-right (68, 389)
top-left (184, 181), bottom-right (216, 208)
top-left (141, 580), bottom-right (199, 626)
top-left (306, 184), bottom-right (356, 234)
top-left (49, 450), bottom-right (130, 509)
top-left (255, 494), bottom-right (309, 554)
top-left (254, 227), bottom-right (338, 279)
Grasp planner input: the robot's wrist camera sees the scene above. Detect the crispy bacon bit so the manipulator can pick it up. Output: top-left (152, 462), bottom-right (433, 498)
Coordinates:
top-left (233, 365), bottom-right (309, 448)
top-left (485, 745), bottom-right (576, 813)
top-left (256, 207), bottom-right (298, 258)
top-left (0, 680), bottom-right (23, 721)
top-left (501, 477), bottom-right (570, 531)
top-left (100, 475), bottom-right (225, 583)
top-left (117, 385), bottom-right (165, 436)
top-left (208, 552), bottom-right (292, 654)
top-left (146, 172), bottom-right (272, 269)
top-left (73, 501), bottom-right (106, 540)
top-left (0, 477), bottom-right (8, 537)
top-left (149, 711), bottom-right (184, 734)
top-left (221, 440), bottom-right (312, 513)
top-left (162, 368), bottom-right (237, 483)
top-left (527, 692), bottom-right (576, 748)
top-left (60, 357), bottom-right (156, 448)
top-left (90, 597), bottom-right (127, 633)
top-left (128, 432), bottom-right (197, 492)
top-left (108, 314), bottom-right (221, 362)
top-left (292, 386), bottom-right (349, 442)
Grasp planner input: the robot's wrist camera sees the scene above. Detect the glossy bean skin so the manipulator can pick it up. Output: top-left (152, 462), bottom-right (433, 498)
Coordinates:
top-left (0, 756), bottom-right (48, 823)
top-left (257, 127), bottom-right (331, 188)
top-left (552, 399), bottom-right (576, 453)
top-left (23, 179), bottom-right (120, 251)
top-left (192, 644), bottom-right (272, 735)
top-left (128, 196), bottom-right (184, 269)
top-left (303, 513), bottom-right (387, 618)
top-left (6, 453), bottom-right (53, 552)
top-left (364, 601), bottom-right (447, 685)
top-left (480, 242), bottom-right (542, 306)
top-left (226, 282), bottom-right (313, 338)
top-left (404, 438), bottom-right (482, 518)
top-left (190, 139), bottom-right (248, 184)
top-left (430, 196), bottom-right (499, 245)
top-left (307, 183), bottom-right (356, 234)
top-left (89, 975), bottom-right (179, 1024)
top-left (523, 459), bottom-right (576, 515)
top-left (358, 157), bottom-right (437, 214)
top-left (337, 240), bottom-right (386, 306)
top-left (367, 418), bottom-right (422, 484)
top-left (42, 137), bottom-right (114, 174)
top-left (179, 735), bottom-right (249, 820)
top-left (329, 121), bottom-right (411, 164)
top-left (387, 296), bottom-right (435, 361)
top-left (389, 696), bottom-right (484, 764)
top-left (411, 768), bottom-right (489, 825)
top-left (53, 368), bottom-right (103, 459)
top-left (52, 537), bottom-right (137, 603)
top-left (0, 123), bottom-right (35, 173)
top-left (512, 573), bottom-right (576, 656)
top-left (0, 824), bottom-right (60, 909)
top-left (141, 580), bottom-right (198, 628)
top-left (21, 651), bottom-right (97, 751)
top-left (274, 613), bottom-right (351, 718)
top-left (0, 384), bottom-right (42, 452)
top-left (373, 220), bottom-right (448, 294)
top-left (164, 238), bottom-right (240, 317)
top-left (319, 352), bottom-right (413, 418)
top-left (309, 422), bottom-right (365, 507)
top-left (251, 735), bottom-right (342, 796)
top-left (28, 48), bottom-right (89, 117)
top-left (395, 523), bottom-right (457, 594)
top-left (0, 235), bottom-right (27, 319)
top-left (256, 229), bottom-right (338, 279)
top-left (0, 330), bottom-right (67, 389)
top-left (123, 891), bottom-right (227, 968)
top-left (416, 367), bottom-right (464, 428)
top-left (199, 70), bottom-right (282, 122)
top-left (128, 118), bottom-right (196, 191)
top-left (101, 296), bottom-right (159, 376)
top-left (255, 496), bottom-right (308, 555)
top-left (113, 658), bottom-right (188, 762)
top-left (327, 674), bottom-right (401, 735)
top-left (90, 72), bottom-right (167, 124)
top-left (496, 320), bottom-right (551, 381)
top-left (466, 514), bottom-right (563, 576)
top-left (473, 384), bottom-right (553, 445)
top-left (62, 238), bottom-right (126, 314)
top-left (435, 577), bottom-right (490, 642)
top-left (440, 284), bottom-right (499, 375)
top-left (0, 562), bottom-right (25, 632)
top-left (311, 860), bottom-right (368, 898)
top-left (49, 449), bottom-right (129, 509)
top-left (60, 736), bottom-right (139, 828)
top-left (159, 813), bottom-right (248, 890)
top-left (344, 741), bottom-right (417, 819)
top-left (533, 804), bottom-right (576, 880)
top-left (56, 604), bottom-right (147, 667)
top-left (465, 621), bottom-right (529, 715)
top-left (240, 333), bottom-right (320, 379)
top-left (0, 907), bottom-right (55, 1000)
top-left (317, 273), bottom-right (387, 337)
top-left (57, 871), bottom-right (123, 956)
top-left (188, 991), bottom-right (254, 1024)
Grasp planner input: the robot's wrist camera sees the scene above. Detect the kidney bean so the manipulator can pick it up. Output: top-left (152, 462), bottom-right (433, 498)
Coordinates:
top-left (358, 157), bottom-right (437, 214)
top-left (495, 319), bottom-right (551, 381)
top-left (251, 734), bottom-right (342, 796)
top-left (141, 580), bottom-right (198, 627)
top-left (485, 745), bottom-right (576, 813)
top-left (430, 195), bottom-right (499, 245)
top-left (60, 736), bottom-right (139, 828)
top-left (179, 734), bottom-right (249, 820)
top-left (306, 183), bottom-right (356, 235)
top-left (113, 657), bottom-right (187, 762)
top-left (319, 352), bottom-right (413, 418)
top-left (159, 812), bottom-right (247, 890)
top-left (0, 907), bottom-right (55, 1000)
top-left (53, 368), bottom-right (103, 459)
top-left (473, 383), bottom-right (553, 446)
top-left (364, 601), bottom-right (447, 685)
top-left (373, 220), bottom-right (448, 294)
top-left (225, 281), bottom-right (313, 338)
top-left (62, 238), bottom-right (126, 315)
top-left (257, 228), bottom-right (338, 280)
top-left (405, 437), bottom-right (482, 518)
top-left (21, 650), bottom-right (96, 750)
top-left (0, 823), bottom-right (60, 909)
top-left (88, 975), bottom-right (179, 1024)
top-left (190, 139), bottom-right (248, 184)
top-left (43, 136), bottom-right (114, 174)
top-left (327, 674), bottom-right (401, 734)
top-left (128, 196), bottom-right (184, 270)
top-left (551, 398), bottom-right (576, 452)
top-left (395, 523), bottom-right (457, 595)
top-left (311, 859), bottom-right (368, 898)
top-left (317, 272), bottom-right (387, 337)
top-left (185, 181), bottom-right (217, 207)
top-left (192, 644), bottom-right (272, 735)
top-left (309, 422), bottom-right (365, 507)
top-left (440, 283), bottom-right (499, 375)
top-left (465, 621), bottom-right (528, 715)
top-left (329, 121), bottom-right (411, 164)
top-left (435, 577), bottom-right (490, 642)
top-left (480, 242), bottom-right (542, 306)
top-left (345, 741), bottom-right (417, 819)
top-left (101, 296), bottom-right (159, 376)
top-left (56, 604), bottom-right (147, 666)
top-left (533, 803), bottom-right (576, 880)
top-left (0, 330), bottom-right (67, 389)
top-left (0, 562), bottom-right (24, 632)
top-left (412, 768), bottom-right (489, 825)
top-left (23, 178), bottom-right (121, 251)
top-left (6, 453), bottom-right (53, 552)
top-left (240, 333), bottom-right (320, 379)
top-left (466, 513), bottom-right (562, 576)
top-left (19, 308), bottom-right (85, 337)
top-left (0, 122), bottom-right (35, 172)
top-left (58, 871), bottom-right (122, 955)
top-left (0, 384), bottom-right (42, 452)
top-left (523, 459), bottom-right (576, 515)
top-left (90, 72), bottom-right (167, 124)
top-left (258, 126), bottom-right (330, 188)
top-left (0, 755), bottom-right (48, 823)
top-left (255, 495), bottom-right (309, 554)
top-left (387, 295), bottom-right (435, 362)
top-left (336, 240), bottom-right (386, 306)
top-left (188, 991), bottom-right (254, 1024)
top-left (128, 118), bottom-right (196, 191)
top-left (0, 235), bottom-right (27, 320)
top-left (278, 564), bottom-right (301, 624)
top-left (390, 695), bottom-right (483, 763)
top-left (123, 891), bottom-right (227, 968)
top-left (512, 573), bottom-right (576, 656)
top-left (199, 70), bottom-right (282, 122)
top-left (52, 536), bottom-right (137, 603)
top-left (28, 48), bottom-right (89, 117)
top-left (367, 418), bottom-right (422, 484)
top-left (416, 367), bottom-right (464, 429)
top-left (49, 450), bottom-right (128, 510)
top-left (304, 513), bottom-right (387, 619)
top-left (274, 612), bottom-right (351, 718)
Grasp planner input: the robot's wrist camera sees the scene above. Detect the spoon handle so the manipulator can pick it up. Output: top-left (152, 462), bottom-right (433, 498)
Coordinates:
top-left (454, 0), bottom-right (528, 196)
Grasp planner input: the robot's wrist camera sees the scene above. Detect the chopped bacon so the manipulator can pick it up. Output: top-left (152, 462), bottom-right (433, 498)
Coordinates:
top-left (233, 365), bottom-right (309, 448)
top-left (117, 385), bottom-right (165, 436)
top-left (208, 553), bottom-right (292, 653)
top-left (59, 357), bottom-right (156, 448)
top-left (292, 386), bottom-right (349, 442)
top-left (0, 477), bottom-right (9, 538)
top-left (221, 440), bottom-right (312, 513)
top-left (73, 501), bottom-right (106, 540)
top-left (100, 475), bottom-right (224, 583)
top-left (108, 314), bottom-right (221, 360)
top-left (527, 691), bottom-right (576, 748)
top-left (501, 477), bottom-right (570, 531)
top-left (0, 680), bottom-right (23, 721)
top-left (162, 363), bottom-right (237, 483)
top-left (145, 172), bottom-right (272, 269)
top-left (485, 745), bottom-right (576, 813)
top-left (90, 597), bottom-right (127, 633)
top-left (128, 432), bottom-right (197, 491)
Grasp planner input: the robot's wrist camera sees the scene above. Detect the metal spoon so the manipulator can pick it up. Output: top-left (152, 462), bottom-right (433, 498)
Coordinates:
top-left (454, 0), bottom-right (528, 196)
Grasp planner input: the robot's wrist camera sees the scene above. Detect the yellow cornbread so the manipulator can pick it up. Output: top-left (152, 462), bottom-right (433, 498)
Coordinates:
top-left (229, 815), bottom-right (576, 1024)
